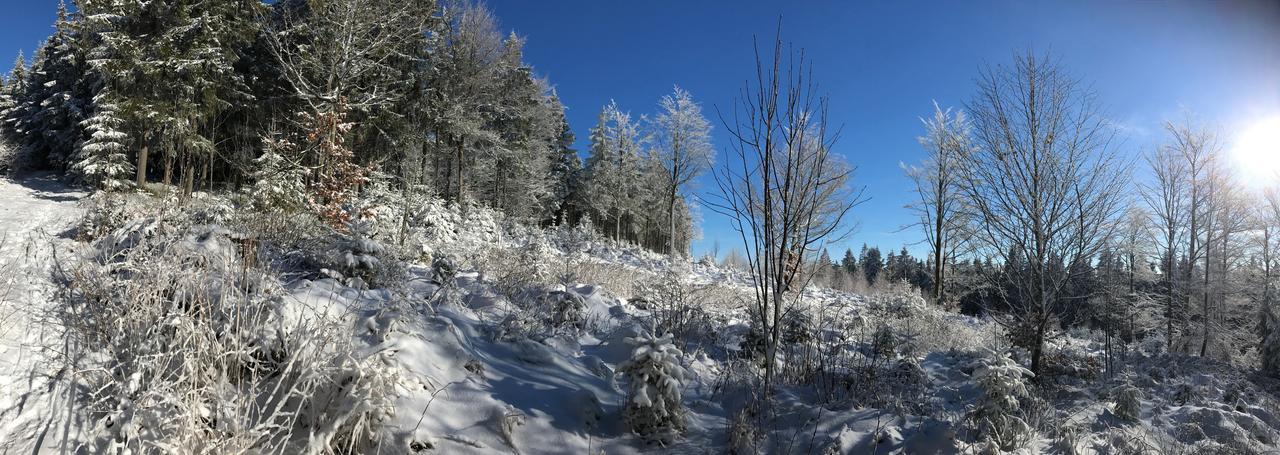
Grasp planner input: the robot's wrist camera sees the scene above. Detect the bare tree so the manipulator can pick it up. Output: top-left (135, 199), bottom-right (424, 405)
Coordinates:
top-left (654, 86), bottom-right (714, 257)
top-left (265, 0), bottom-right (432, 184)
top-left (1261, 186), bottom-right (1280, 374)
top-left (1197, 161), bottom-right (1247, 357)
top-left (1141, 145), bottom-right (1187, 350)
top-left (959, 51), bottom-right (1129, 375)
top-left (906, 103), bottom-right (971, 303)
top-left (709, 31), bottom-right (865, 395)
top-left (1166, 118), bottom-right (1219, 352)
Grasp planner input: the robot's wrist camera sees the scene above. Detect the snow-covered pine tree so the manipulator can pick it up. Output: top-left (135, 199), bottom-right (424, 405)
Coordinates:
top-left (970, 351), bottom-right (1034, 451)
top-left (618, 332), bottom-right (686, 445)
top-left (83, 0), bottom-right (262, 193)
top-left (473, 32), bottom-right (559, 221)
top-left (546, 92), bottom-right (582, 225)
top-left (73, 91), bottom-right (132, 191)
top-left (582, 101), bottom-right (647, 242)
top-left (15, 1), bottom-right (92, 171)
top-left (249, 130), bottom-right (308, 212)
top-left (581, 109), bottom-right (616, 234)
top-left (423, 0), bottom-right (504, 202)
top-left (0, 53), bottom-right (23, 135)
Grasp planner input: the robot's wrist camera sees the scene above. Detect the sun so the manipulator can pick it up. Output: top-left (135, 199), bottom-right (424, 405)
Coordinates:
top-left (1233, 116), bottom-right (1280, 185)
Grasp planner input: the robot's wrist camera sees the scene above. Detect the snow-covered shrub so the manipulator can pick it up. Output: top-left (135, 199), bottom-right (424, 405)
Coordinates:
top-left (547, 221), bottom-right (592, 288)
top-left (637, 268), bottom-right (717, 346)
top-left (1139, 333), bottom-right (1167, 357)
top-left (737, 323), bottom-right (768, 365)
top-left (969, 351), bottom-right (1035, 451)
top-left (868, 281), bottom-right (927, 318)
top-left (494, 308), bottom-right (546, 342)
top-left (76, 192), bottom-right (129, 241)
top-left (1262, 314), bottom-right (1280, 377)
top-left (781, 309), bottom-right (813, 345)
top-left (1043, 345), bottom-right (1103, 382)
top-left (1094, 427), bottom-right (1162, 454)
top-left (1172, 380), bottom-right (1200, 406)
top-left (487, 235), bottom-right (555, 297)
top-left (889, 357), bottom-right (929, 403)
top-left (0, 137), bottom-right (35, 176)
top-left (1113, 380), bottom-right (1142, 423)
top-left (541, 290), bottom-right (587, 330)
top-left (618, 332), bottom-right (686, 445)
top-left (60, 216), bottom-right (400, 453)
top-left (333, 216), bottom-right (396, 289)
top-left (0, 137), bottom-right (14, 175)
top-left (431, 254), bottom-right (458, 286)
top-left (870, 324), bottom-right (898, 361)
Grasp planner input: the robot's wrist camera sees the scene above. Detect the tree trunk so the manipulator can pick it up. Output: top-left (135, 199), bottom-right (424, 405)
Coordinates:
top-left (455, 139), bottom-right (464, 203)
top-left (163, 149), bottom-right (173, 187)
top-left (182, 150), bottom-right (195, 198)
top-left (136, 143), bottom-right (149, 187)
top-left (1031, 319), bottom-right (1046, 378)
top-left (667, 188), bottom-right (678, 256)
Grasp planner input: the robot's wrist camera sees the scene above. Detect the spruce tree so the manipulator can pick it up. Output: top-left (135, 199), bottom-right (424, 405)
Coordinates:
top-left (73, 90), bottom-right (132, 191)
top-left (546, 92), bottom-right (581, 225)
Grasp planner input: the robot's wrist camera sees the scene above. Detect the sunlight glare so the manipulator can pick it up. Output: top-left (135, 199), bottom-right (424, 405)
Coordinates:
top-left (1234, 116), bottom-right (1280, 185)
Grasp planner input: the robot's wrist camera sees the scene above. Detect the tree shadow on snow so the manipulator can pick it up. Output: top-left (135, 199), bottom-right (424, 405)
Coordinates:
top-left (7, 172), bottom-right (85, 203)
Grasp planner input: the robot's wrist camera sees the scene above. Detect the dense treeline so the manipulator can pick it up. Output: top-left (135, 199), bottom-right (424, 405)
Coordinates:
top-left (0, 0), bottom-right (709, 255)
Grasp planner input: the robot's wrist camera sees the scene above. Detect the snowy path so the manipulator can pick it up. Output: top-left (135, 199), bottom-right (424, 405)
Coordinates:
top-left (0, 174), bottom-right (84, 453)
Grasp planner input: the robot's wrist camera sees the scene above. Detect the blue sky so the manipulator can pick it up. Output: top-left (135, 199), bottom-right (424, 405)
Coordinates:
top-left (4, 1), bottom-right (1279, 259)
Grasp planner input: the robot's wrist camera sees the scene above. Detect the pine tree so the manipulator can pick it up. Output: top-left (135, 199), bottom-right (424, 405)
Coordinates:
top-left (546, 92), bottom-right (581, 225)
top-left (618, 332), bottom-right (686, 445)
top-left (249, 129), bottom-right (309, 212)
top-left (18, 1), bottom-right (93, 170)
top-left (842, 248), bottom-right (859, 277)
top-left (1, 53), bottom-right (28, 143)
top-left (73, 90), bottom-right (132, 191)
top-left (582, 101), bottom-right (646, 241)
top-left (0, 53), bottom-right (26, 138)
top-left (476, 32), bottom-right (558, 220)
top-left (861, 245), bottom-right (884, 285)
top-left (84, 0), bottom-right (264, 192)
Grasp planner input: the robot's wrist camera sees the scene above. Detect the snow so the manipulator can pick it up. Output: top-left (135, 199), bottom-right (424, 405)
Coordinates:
top-left (0, 173), bottom-right (85, 452)
top-left (4, 180), bottom-right (1280, 453)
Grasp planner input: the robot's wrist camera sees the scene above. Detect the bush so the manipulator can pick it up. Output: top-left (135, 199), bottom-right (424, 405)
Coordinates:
top-left (970, 351), bottom-right (1035, 451)
top-left (727, 409), bottom-right (760, 454)
top-left (0, 137), bottom-right (14, 175)
top-left (77, 192), bottom-right (130, 241)
top-left (541, 289), bottom-right (587, 331)
top-left (618, 332), bottom-right (686, 445)
top-left (61, 215), bottom-right (400, 453)
top-left (1113, 380), bottom-right (1142, 423)
top-left (637, 268), bottom-right (718, 346)
top-left (488, 235), bottom-right (555, 297)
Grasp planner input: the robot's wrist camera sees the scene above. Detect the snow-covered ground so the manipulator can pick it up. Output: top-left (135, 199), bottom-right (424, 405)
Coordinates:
top-left (4, 181), bottom-right (1280, 453)
top-left (0, 174), bottom-right (84, 452)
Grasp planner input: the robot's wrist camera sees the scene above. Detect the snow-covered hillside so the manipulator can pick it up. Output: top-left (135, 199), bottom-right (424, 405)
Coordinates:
top-left (3, 180), bottom-right (1280, 454)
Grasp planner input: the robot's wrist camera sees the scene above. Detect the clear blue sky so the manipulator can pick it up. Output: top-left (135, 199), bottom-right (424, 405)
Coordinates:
top-left (5, 1), bottom-right (1280, 259)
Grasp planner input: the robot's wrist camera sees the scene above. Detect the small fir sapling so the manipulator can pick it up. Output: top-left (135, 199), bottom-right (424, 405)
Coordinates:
top-left (618, 332), bottom-right (687, 445)
top-left (970, 350), bottom-right (1035, 451)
